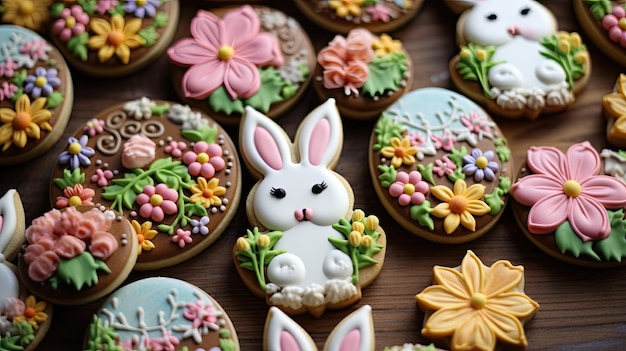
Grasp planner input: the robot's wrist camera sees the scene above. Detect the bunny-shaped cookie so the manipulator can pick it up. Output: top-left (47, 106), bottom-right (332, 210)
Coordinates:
top-left (448, 0), bottom-right (590, 119)
top-left (264, 305), bottom-right (374, 351)
top-left (234, 99), bottom-right (385, 317)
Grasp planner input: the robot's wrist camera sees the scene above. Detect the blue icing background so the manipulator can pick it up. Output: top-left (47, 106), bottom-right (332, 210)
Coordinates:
top-left (0, 25), bottom-right (46, 65)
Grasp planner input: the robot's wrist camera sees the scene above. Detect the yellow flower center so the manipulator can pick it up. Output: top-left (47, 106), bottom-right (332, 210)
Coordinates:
top-left (137, 0), bottom-right (148, 6)
top-left (35, 76), bottom-right (47, 88)
top-left (394, 146), bottom-right (406, 158)
top-left (403, 183), bottom-right (415, 195)
top-left (202, 188), bottom-right (214, 199)
top-left (12, 111), bottom-right (32, 131)
top-left (449, 195), bottom-right (468, 214)
top-left (475, 156), bottom-right (488, 169)
top-left (65, 15), bottom-right (76, 29)
top-left (218, 45), bottom-right (235, 61)
top-left (150, 194), bottom-right (163, 206)
top-left (470, 293), bottom-right (487, 309)
top-left (19, 1), bottom-right (35, 15)
top-left (107, 29), bottom-right (125, 46)
top-left (620, 18), bottom-right (626, 31)
top-left (563, 180), bottom-right (581, 198)
top-left (68, 195), bottom-right (83, 207)
top-left (197, 152), bottom-right (209, 164)
top-left (68, 141), bottom-right (82, 155)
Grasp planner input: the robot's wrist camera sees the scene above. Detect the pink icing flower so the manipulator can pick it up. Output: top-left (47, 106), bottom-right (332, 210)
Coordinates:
top-left (56, 184), bottom-right (95, 208)
top-left (171, 228), bottom-right (192, 248)
top-left (96, 0), bottom-right (118, 14)
top-left (167, 6), bottom-right (283, 100)
top-left (91, 168), bottom-right (114, 187)
top-left (408, 131), bottom-right (425, 147)
top-left (0, 59), bottom-right (17, 78)
top-left (431, 130), bottom-right (455, 151)
top-left (183, 142), bottom-right (225, 178)
top-left (136, 184), bottom-right (179, 222)
top-left (183, 299), bottom-right (217, 329)
top-left (2, 297), bottom-right (25, 319)
top-left (148, 330), bottom-right (179, 351)
top-left (367, 4), bottom-right (393, 22)
top-left (0, 82), bottom-right (17, 101)
top-left (83, 118), bottom-right (105, 137)
top-left (164, 140), bottom-right (187, 158)
top-left (511, 142), bottom-right (626, 242)
top-left (389, 171), bottom-right (429, 206)
top-left (602, 6), bottom-right (626, 47)
top-left (461, 111), bottom-right (492, 135)
top-left (433, 155), bottom-right (456, 177)
top-left (19, 39), bottom-right (49, 61)
top-left (52, 5), bottom-right (89, 42)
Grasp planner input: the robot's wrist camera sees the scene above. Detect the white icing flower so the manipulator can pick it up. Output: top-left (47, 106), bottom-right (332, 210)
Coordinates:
top-left (265, 283), bottom-right (280, 294)
top-left (546, 84), bottom-right (572, 106)
top-left (279, 57), bottom-right (307, 85)
top-left (269, 286), bottom-right (305, 310)
top-left (526, 87), bottom-right (546, 110)
top-left (123, 97), bottom-right (155, 120)
top-left (0, 315), bottom-right (17, 335)
top-left (168, 104), bottom-right (208, 130)
top-left (258, 9), bottom-right (288, 30)
top-left (495, 89), bottom-right (527, 110)
top-left (302, 283), bottom-right (325, 307)
top-left (324, 279), bottom-right (357, 304)
top-left (601, 149), bottom-right (626, 183)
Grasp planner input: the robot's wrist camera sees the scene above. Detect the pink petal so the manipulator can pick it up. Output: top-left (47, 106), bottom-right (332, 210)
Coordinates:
top-left (183, 150), bottom-right (198, 165)
top-left (396, 172), bottom-right (409, 184)
top-left (408, 171), bottom-right (422, 184)
top-left (140, 203), bottom-right (154, 219)
top-left (613, 6), bottom-right (626, 17)
top-left (602, 15), bottom-right (618, 30)
top-left (206, 143), bottom-right (222, 157)
top-left (569, 196), bottom-right (611, 241)
top-left (194, 141), bottom-right (209, 153)
top-left (526, 146), bottom-right (568, 183)
top-left (566, 142), bottom-right (600, 182)
top-left (223, 60), bottom-right (260, 99)
top-left (209, 157), bottom-right (225, 171)
top-left (411, 192), bottom-right (426, 204)
top-left (144, 185), bottom-right (156, 196)
top-left (389, 182), bottom-right (404, 197)
top-left (161, 200), bottom-right (178, 215)
top-left (398, 193), bottom-right (411, 206)
top-left (182, 61), bottom-right (226, 99)
top-left (527, 193), bottom-right (569, 234)
top-left (151, 206), bottom-right (165, 222)
top-left (581, 175), bottom-right (626, 208)
top-left (200, 163), bottom-right (216, 178)
top-left (188, 162), bottom-right (201, 176)
top-left (222, 5), bottom-right (259, 48)
top-left (168, 38), bottom-right (217, 66)
top-left (609, 26), bottom-right (623, 42)
top-left (161, 188), bottom-right (179, 202)
top-left (136, 193), bottom-right (150, 206)
top-left (236, 33), bottom-right (283, 66)
top-left (510, 174), bottom-right (563, 206)
top-left (190, 10), bottom-right (222, 50)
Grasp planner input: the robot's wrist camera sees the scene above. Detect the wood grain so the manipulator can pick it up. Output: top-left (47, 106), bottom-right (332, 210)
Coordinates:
top-left (1, 1), bottom-right (625, 350)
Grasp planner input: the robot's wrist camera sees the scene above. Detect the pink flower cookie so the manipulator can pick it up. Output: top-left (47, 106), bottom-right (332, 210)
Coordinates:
top-left (574, 0), bottom-right (626, 66)
top-left (167, 5), bottom-right (315, 126)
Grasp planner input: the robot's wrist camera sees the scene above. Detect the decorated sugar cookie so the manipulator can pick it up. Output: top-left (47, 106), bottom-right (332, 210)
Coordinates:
top-left (415, 250), bottom-right (539, 351)
top-left (167, 5), bottom-right (315, 126)
top-left (446, 0), bottom-right (590, 119)
top-left (294, 0), bottom-right (423, 34)
top-left (49, 0), bottom-right (179, 77)
top-left (511, 142), bottom-right (626, 267)
top-left (313, 28), bottom-right (413, 120)
top-left (0, 25), bottom-right (73, 165)
top-left (0, 189), bottom-right (52, 351)
top-left (234, 99), bottom-right (386, 317)
top-left (384, 344), bottom-right (445, 351)
top-left (0, 0), bottom-right (52, 31)
top-left (264, 305), bottom-right (374, 351)
top-left (49, 98), bottom-right (242, 270)
top-left (18, 206), bottom-right (137, 305)
top-left (603, 74), bottom-right (626, 147)
top-left (369, 88), bottom-right (512, 244)
top-left (574, 0), bottom-right (626, 66)
top-left (84, 277), bottom-right (239, 351)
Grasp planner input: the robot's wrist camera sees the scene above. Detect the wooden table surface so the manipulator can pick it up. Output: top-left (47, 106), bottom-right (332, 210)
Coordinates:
top-left (1, 1), bottom-right (625, 350)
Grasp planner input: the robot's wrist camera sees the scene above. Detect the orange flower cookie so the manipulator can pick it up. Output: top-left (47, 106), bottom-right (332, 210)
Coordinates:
top-left (416, 251), bottom-right (539, 351)
top-left (49, 98), bottom-right (241, 270)
top-left (574, 0), bottom-right (626, 66)
top-left (369, 88), bottom-right (512, 244)
top-left (603, 73), bottom-right (626, 147)
top-left (48, 0), bottom-right (179, 77)
top-left (0, 25), bottom-right (73, 165)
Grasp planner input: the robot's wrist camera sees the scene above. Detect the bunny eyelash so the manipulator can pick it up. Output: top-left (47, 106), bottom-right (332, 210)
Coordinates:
top-left (312, 181), bottom-right (328, 194)
top-left (270, 187), bottom-right (286, 199)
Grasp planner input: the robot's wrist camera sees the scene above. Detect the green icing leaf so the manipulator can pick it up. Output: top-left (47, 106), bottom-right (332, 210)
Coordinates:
top-left (282, 84), bottom-right (298, 99)
top-left (78, 0), bottom-right (97, 15)
top-left (245, 67), bottom-right (285, 113)
top-left (155, 169), bottom-right (180, 189)
top-left (362, 53), bottom-right (407, 96)
top-left (45, 92), bottom-right (64, 109)
top-left (108, 4), bottom-right (125, 16)
top-left (138, 27), bottom-right (157, 47)
top-left (585, 0), bottom-right (612, 19)
top-left (494, 138), bottom-right (511, 162)
top-left (13, 322), bottom-right (34, 348)
top-left (447, 167), bottom-right (466, 183)
top-left (555, 221), bottom-right (600, 261)
top-left (484, 188), bottom-right (504, 215)
top-left (85, 315), bottom-right (123, 351)
top-left (53, 168), bottom-right (85, 190)
top-left (121, 189), bottom-right (137, 209)
top-left (67, 32), bottom-right (89, 61)
top-left (595, 209), bottom-right (626, 262)
top-left (219, 329), bottom-right (237, 351)
top-left (0, 334), bottom-right (23, 351)
top-left (447, 146), bottom-right (467, 168)
top-left (417, 163), bottom-right (435, 185)
top-left (181, 124), bottom-right (218, 143)
top-left (50, 3), bottom-right (65, 18)
top-left (410, 201), bottom-right (434, 230)
top-left (540, 33), bottom-right (587, 89)
top-left (150, 103), bottom-right (170, 116)
top-left (208, 86), bottom-right (244, 115)
top-left (11, 70), bottom-right (26, 87)
top-left (498, 176), bottom-right (511, 194)
top-left (55, 252), bottom-right (111, 291)
top-left (377, 164), bottom-right (397, 188)
top-left (154, 12), bottom-right (169, 27)
top-left (373, 114), bottom-right (404, 150)
top-left (456, 43), bottom-right (503, 97)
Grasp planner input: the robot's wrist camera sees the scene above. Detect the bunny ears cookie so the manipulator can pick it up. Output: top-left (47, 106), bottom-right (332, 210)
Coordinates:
top-left (234, 99), bottom-right (386, 317)
top-left (446, 0), bottom-right (590, 119)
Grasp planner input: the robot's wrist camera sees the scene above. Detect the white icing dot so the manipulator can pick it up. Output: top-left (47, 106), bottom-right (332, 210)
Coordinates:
top-left (227, 162), bottom-right (233, 167)
top-left (381, 157), bottom-right (387, 162)
top-left (96, 159), bottom-right (102, 166)
top-left (225, 169), bottom-right (231, 175)
top-left (98, 205), bottom-right (105, 211)
top-left (223, 150), bottom-right (230, 156)
top-left (103, 162), bottom-right (109, 168)
top-left (116, 216), bottom-right (122, 221)
top-left (373, 96), bottom-right (379, 101)
top-left (158, 140), bottom-right (165, 146)
top-left (190, 142), bottom-right (195, 147)
top-left (222, 198), bottom-right (229, 205)
top-left (130, 211), bottom-right (137, 217)
top-left (104, 210), bottom-right (116, 221)
top-left (113, 169), bottom-right (119, 175)
top-left (316, 76), bottom-right (322, 81)
top-left (166, 136), bottom-right (173, 142)
top-left (220, 205), bottom-right (226, 212)
top-left (211, 207), bottom-right (217, 214)
top-left (122, 233), bottom-right (127, 239)
top-left (226, 181), bottom-right (231, 187)
top-left (121, 239), bottom-right (128, 246)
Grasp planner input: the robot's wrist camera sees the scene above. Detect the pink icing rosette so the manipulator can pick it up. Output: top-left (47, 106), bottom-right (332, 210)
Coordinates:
top-left (122, 134), bottom-right (156, 169)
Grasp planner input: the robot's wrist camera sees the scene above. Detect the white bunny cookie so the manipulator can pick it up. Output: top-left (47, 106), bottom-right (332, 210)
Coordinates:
top-left (447, 0), bottom-right (590, 119)
top-left (234, 99), bottom-right (386, 317)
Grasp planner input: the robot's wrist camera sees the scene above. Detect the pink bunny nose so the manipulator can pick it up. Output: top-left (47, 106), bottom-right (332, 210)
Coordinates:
top-left (294, 208), bottom-right (313, 221)
top-left (508, 26), bottom-right (519, 36)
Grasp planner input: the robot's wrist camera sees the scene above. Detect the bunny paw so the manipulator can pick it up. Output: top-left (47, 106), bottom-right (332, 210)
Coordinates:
top-left (488, 63), bottom-right (524, 90)
top-left (267, 253), bottom-right (306, 287)
top-left (536, 60), bottom-right (566, 86)
top-left (323, 250), bottom-right (354, 280)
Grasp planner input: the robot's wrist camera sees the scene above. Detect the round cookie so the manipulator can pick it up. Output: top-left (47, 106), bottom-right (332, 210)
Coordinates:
top-left (49, 98), bottom-right (241, 270)
top-left (18, 205), bottom-right (138, 305)
top-left (313, 28), bottom-right (413, 120)
top-left (294, 0), bottom-right (423, 34)
top-left (574, 0), bottom-right (626, 67)
top-left (84, 277), bottom-right (239, 351)
top-left (167, 5), bottom-right (315, 126)
top-left (603, 73), bottom-right (626, 147)
top-left (0, 25), bottom-right (73, 165)
top-left (511, 141), bottom-right (626, 268)
top-left (233, 100), bottom-right (386, 317)
top-left (369, 88), bottom-right (512, 244)
top-left (0, 189), bottom-right (24, 261)
top-left (415, 250), bottom-right (539, 351)
top-left (384, 344), bottom-right (446, 351)
top-left (48, 0), bottom-right (179, 77)
top-left (446, 0), bottom-right (591, 120)
top-left (0, 0), bottom-right (52, 31)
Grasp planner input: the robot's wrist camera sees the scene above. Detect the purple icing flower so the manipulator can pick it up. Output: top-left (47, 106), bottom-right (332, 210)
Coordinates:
top-left (462, 148), bottom-right (499, 182)
top-left (125, 0), bottom-right (161, 18)
top-left (24, 67), bottom-right (61, 99)
top-left (59, 135), bottom-right (95, 170)
top-left (190, 216), bottom-right (210, 235)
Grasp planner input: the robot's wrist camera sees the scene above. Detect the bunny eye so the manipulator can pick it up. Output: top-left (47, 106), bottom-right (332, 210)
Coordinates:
top-left (486, 13), bottom-right (497, 21)
top-left (520, 7), bottom-right (531, 16)
top-left (270, 187), bottom-right (286, 199)
top-left (312, 182), bottom-right (328, 194)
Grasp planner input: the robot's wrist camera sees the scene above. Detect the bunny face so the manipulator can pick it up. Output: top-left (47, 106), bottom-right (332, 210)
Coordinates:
top-left (463, 0), bottom-right (556, 46)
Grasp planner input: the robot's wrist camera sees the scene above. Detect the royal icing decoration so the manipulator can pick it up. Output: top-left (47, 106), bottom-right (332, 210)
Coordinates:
top-left (416, 250), bottom-right (539, 351)
top-left (0, 0), bottom-right (52, 31)
top-left (584, 1), bottom-right (626, 47)
top-left (603, 74), bottom-right (626, 147)
top-left (234, 99), bottom-right (385, 316)
top-left (264, 305), bottom-right (374, 351)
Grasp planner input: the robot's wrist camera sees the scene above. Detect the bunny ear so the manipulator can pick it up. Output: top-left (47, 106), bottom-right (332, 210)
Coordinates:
top-left (324, 305), bottom-right (375, 351)
top-left (241, 106), bottom-right (293, 175)
top-left (0, 189), bottom-right (19, 256)
top-left (264, 307), bottom-right (317, 351)
top-left (447, 0), bottom-right (486, 14)
top-left (296, 99), bottom-right (342, 167)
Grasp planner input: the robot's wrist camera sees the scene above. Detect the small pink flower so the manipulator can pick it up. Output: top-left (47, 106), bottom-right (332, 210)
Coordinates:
top-left (183, 299), bottom-right (217, 329)
top-left (367, 4), bottom-right (393, 22)
top-left (603, 6), bottom-right (626, 47)
top-left (52, 5), bottom-right (89, 42)
top-left (461, 111), bottom-right (492, 135)
top-left (83, 118), bottom-right (105, 137)
top-left (433, 155), bottom-right (457, 177)
top-left (408, 131), bottom-right (425, 147)
top-left (136, 184), bottom-right (179, 222)
top-left (2, 297), bottom-right (25, 319)
top-left (171, 228), bottom-right (192, 248)
top-left (183, 142), bottom-right (225, 178)
top-left (96, 0), bottom-right (118, 14)
top-left (147, 330), bottom-right (179, 351)
top-left (0, 59), bottom-right (17, 78)
top-left (56, 184), bottom-right (95, 208)
top-left (0, 82), bottom-right (17, 101)
top-left (164, 140), bottom-right (187, 158)
top-left (389, 171), bottom-right (429, 206)
top-left (431, 130), bottom-right (456, 151)
top-left (19, 39), bottom-right (49, 61)
top-left (91, 168), bottom-right (114, 187)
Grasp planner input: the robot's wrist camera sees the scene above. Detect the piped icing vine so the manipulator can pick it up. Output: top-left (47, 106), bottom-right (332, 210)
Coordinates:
top-left (511, 142), bottom-right (626, 262)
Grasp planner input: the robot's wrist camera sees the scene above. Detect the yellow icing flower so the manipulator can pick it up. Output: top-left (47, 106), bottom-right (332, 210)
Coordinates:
top-left (429, 179), bottom-right (490, 234)
top-left (416, 251), bottom-right (539, 351)
top-left (0, 94), bottom-right (52, 151)
top-left (604, 74), bottom-right (626, 144)
top-left (190, 177), bottom-right (226, 208)
top-left (87, 14), bottom-right (144, 64)
top-left (380, 137), bottom-right (418, 168)
top-left (132, 220), bottom-right (157, 255)
top-left (329, 0), bottom-right (365, 18)
top-left (1, 0), bottom-right (51, 31)
top-left (372, 34), bottom-right (403, 57)
top-left (13, 295), bottom-right (48, 329)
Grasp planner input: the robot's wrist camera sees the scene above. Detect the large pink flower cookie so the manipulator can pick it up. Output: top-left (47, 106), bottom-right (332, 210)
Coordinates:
top-left (48, 98), bottom-right (242, 270)
top-left (574, 0), bottom-right (626, 66)
top-left (167, 5), bottom-right (315, 125)
top-left (511, 141), bottom-right (626, 267)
